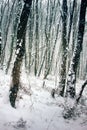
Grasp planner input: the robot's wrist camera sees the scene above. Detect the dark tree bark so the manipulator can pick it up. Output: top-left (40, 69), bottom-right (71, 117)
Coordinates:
top-left (58, 0), bottom-right (67, 96)
top-left (76, 80), bottom-right (87, 103)
top-left (9, 0), bottom-right (32, 108)
top-left (34, 0), bottom-right (39, 76)
top-left (66, 0), bottom-right (87, 98)
top-left (0, 3), bottom-right (1, 57)
top-left (28, 3), bottom-right (34, 73)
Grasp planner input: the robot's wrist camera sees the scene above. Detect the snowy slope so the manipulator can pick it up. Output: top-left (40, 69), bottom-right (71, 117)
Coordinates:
top-left (0, 70), bottom-right (87, 130)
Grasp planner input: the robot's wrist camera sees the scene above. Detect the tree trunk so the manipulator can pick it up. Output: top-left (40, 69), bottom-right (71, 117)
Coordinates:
top-left (34, 0), bottom-right (39, 76)
top-left (9, 0), bottom-right (32, 108)
top-left (67, 0), bottom-right (76, 44)
top-left (0, 30), bottom-right (1, 57)
top-left (0, 0), bottom-right (6, 65)
top-left (28, 7), bottom-right (33, 73)
top-left (58, 0), bottom-right (67, 96)
top-left (0, 4), bottom-right (1, 57)
top-left (66, 0), bottom-right (87, 98)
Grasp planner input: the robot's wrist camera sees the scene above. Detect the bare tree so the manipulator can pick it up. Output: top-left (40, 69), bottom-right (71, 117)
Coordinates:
top-left (34, 0), bottom-right (39, 76)
top-left (0, 30), bottom-right (1, 57)
top-left (66, 0), bottom-right (87, 98)
top-left (0, 0), bottom-right (7, 65)
top-left (67, 0), bottom-right (76, 44)
top-left (9, 0), bottom-right (32, 108)
top-left (0, 3), bottom-right (1, 57)
top-left (58, 0), bottom-right (68, 96)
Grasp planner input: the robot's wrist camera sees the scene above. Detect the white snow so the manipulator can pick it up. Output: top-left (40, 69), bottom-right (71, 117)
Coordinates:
top-left (0, 69), bottom-right (87, 130)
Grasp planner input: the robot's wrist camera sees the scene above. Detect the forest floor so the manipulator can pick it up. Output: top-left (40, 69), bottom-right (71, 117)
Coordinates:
top-left (0, 69), bottom-right (87, 130)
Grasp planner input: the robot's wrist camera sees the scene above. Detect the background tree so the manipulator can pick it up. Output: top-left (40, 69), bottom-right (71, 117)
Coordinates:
top-left (34, 0), bottom-right (39, 76)
top-left (6, 0), bottom-right (22, 73)
top-left (0, 2), bottom-right (2, 57)
top-left (0, 0), bottom-right (7, 66)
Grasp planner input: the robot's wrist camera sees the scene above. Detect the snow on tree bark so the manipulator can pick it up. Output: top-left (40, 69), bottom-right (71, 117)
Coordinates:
top-left (9, 0), bottom-right (32, 108)
top-left (66, 0), bottom-right (87, 98)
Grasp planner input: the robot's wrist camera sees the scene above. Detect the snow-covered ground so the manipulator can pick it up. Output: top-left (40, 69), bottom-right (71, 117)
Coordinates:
top-left (0, 70), bottom-right (87, 130)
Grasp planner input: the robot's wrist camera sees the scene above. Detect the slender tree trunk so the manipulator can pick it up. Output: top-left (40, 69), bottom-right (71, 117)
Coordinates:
top-left (28, 9), bottom-right (33, 73)
top-left (0, 4), bottom-right (1, 57)
top-left (58, 0), bottom-right (67, 96)
top-left (0, 30), bottom-right (1, 57)
top-left (44, 0), bottom-right (56, 79)
top-left (9, 0), bottom-right (32, 107)
top-left (34, 0), bottom-right (39, 76)
top-left (67, 0), bottom-right (76, 44)
top-left (0, 2), bottom-right (1, 57)
top-left (44, 16), bottom-right (61, 79)
top-left (66, 0), bottom-right (87, 98)
top-left (72, 1), bottom-right (78, 53)
top-left (0, 0), bottom-right (7, 66)
top-left (38, 48), bottom-right (46, 77)
top-left (66, 0), bottom-right (77, 86)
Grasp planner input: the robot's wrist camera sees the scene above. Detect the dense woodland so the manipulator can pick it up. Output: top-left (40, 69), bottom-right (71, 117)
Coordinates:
top-left (0, 0), bottom-right (87, 119)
